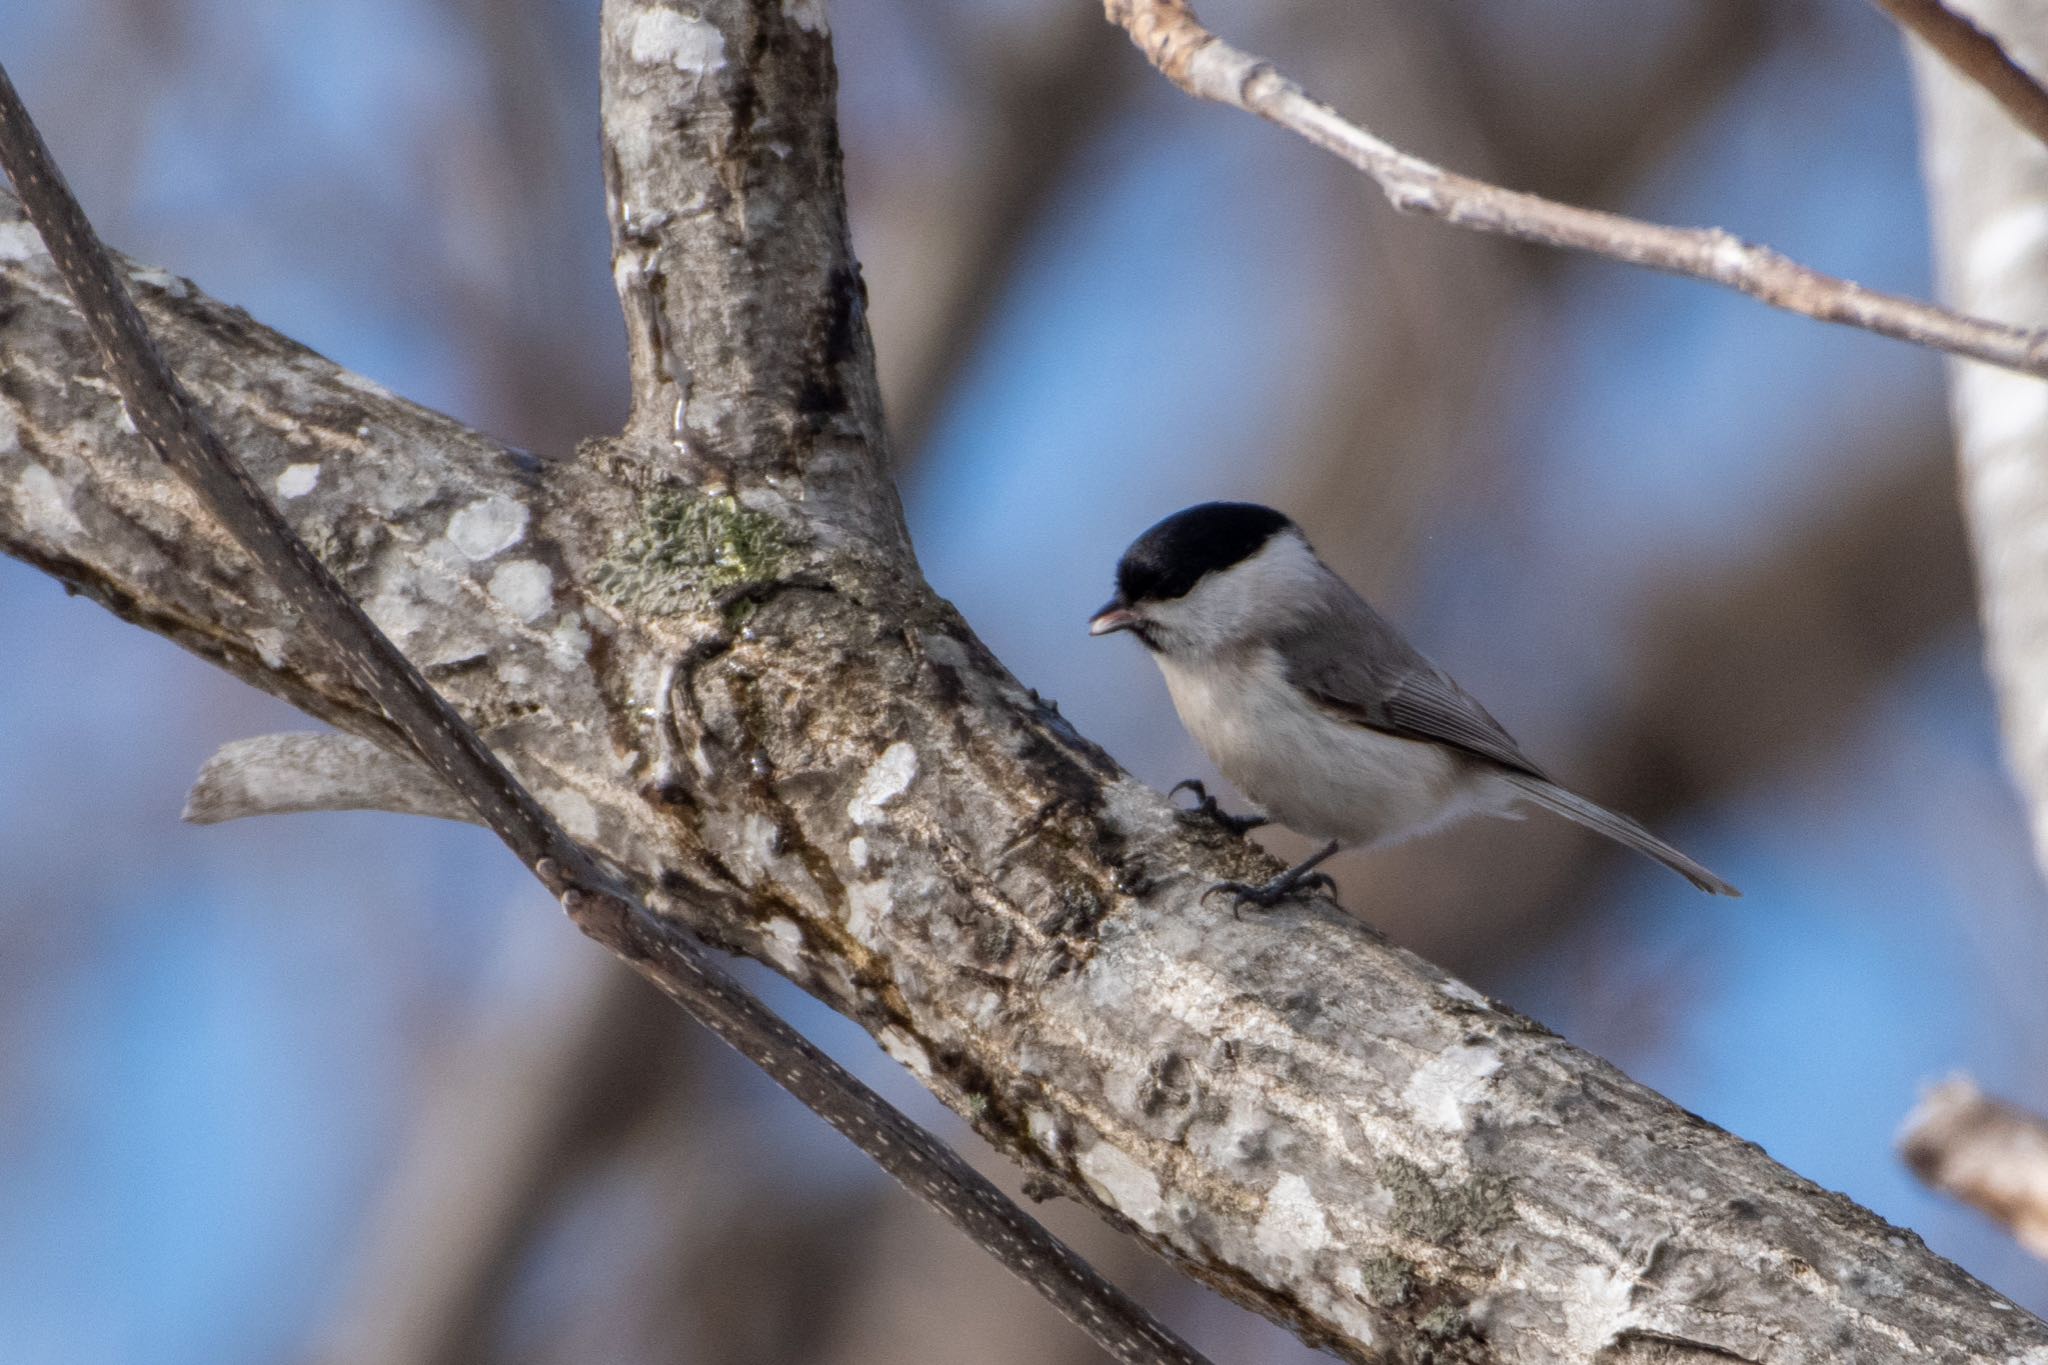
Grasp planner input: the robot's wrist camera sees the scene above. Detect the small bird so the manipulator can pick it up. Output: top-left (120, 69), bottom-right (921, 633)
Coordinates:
top-left (1089, 502), bottom-right (1739, 906)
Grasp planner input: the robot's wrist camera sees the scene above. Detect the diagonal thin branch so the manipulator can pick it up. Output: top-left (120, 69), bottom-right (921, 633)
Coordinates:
top-left (1103, 0), bottom-right (2048, 379)
top-left (1872, 0), bottom-right (2048, 152)
top-left (0, 62), bottom-right (1207, 1365)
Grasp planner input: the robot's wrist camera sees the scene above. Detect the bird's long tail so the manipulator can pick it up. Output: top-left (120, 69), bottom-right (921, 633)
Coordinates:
top-left (1500, 773), bottom-right (1740, 897)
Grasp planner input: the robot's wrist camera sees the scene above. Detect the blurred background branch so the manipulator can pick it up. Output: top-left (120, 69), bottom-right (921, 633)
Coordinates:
top-left (1105, 0), bottom-right (2048, 375)
top-left (869, 3), bottom-right (1135, 469)
top-left (1872, 0), bottom-right (2048, 148)
top-left (1902, 1077), bottom-right (2048, 1258)
top-left (310, 956), bottom-right (677, 1365)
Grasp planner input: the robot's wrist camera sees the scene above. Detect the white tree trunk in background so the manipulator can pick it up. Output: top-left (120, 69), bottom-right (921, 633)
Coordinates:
top-left (1912, 0), bottom-right (2048, 879)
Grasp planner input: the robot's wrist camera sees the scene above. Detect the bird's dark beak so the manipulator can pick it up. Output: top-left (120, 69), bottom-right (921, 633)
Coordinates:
top-left (1089, 599), bottom-right (1139, 637)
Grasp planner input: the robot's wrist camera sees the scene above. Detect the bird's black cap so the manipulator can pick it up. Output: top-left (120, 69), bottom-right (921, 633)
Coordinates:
top-left (1112, 502), bottom-right (1295, 607)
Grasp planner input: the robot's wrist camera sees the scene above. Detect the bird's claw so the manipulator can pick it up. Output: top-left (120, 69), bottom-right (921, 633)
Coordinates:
top-left (1169, 779), bottom-right (1269, 836)
top-left (1202, 870), bottom-right (1336, 918)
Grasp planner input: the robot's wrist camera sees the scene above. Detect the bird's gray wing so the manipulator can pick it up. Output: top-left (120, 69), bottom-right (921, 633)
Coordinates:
top-left (1278, 593), bottom-right (1549, 780)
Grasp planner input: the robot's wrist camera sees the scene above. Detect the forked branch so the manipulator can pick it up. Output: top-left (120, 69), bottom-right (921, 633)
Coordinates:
top-left (0, 60), bottom-right (1204, 1365)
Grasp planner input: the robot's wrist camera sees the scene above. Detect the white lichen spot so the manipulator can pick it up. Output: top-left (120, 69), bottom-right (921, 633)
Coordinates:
top-left (1439, 977), bottom-right (1490, 1010)
top-left (1569, 1263), bottom-right (1641, 1353)
top-left (847, 741), bottom-right (918, 824)
top-left (549, 788), bottom-right (601, 841)
top-left (847, 834), bottom-right (870, 870)
top-left (446, 495), bottom-right (529, 561)
top-left (0, 407), bottom-right (17, 453)
top-left (251, 628), bottom-right (288, 670)
top-left (16, 465), bottom-right (84, 539)
top-left (364, 587), bottom-right (431, 643)
top-left (920, 631), bottom-right (971, 670)
top-left (548, 615), bottom-right (593, 666)
top-left (413, 539), bottom-right (468, 604)
top-left (128, 266), bottom-right (191, 299)
top-left (1254, 1173), bottom-right (1331, 1268)
top-left (878, 1026), bottom-right (934, 1083)
top-left (0, 219), bottom-right (43, 262)
top-left (783, 0), bottom-right (828, 33)
top-left (1970, 200), bottom-right (2048, 292)
top-left (844, 877), bottom-right (889, 941)
top-left (1331, 1267), bottom-right (1380, 1349)
top-left (1078, 1141), bottom-right (1166, 1233)
top-left (629, 9), bottom-right (726, 76)
top-left (336, 369), bottom-right (394, 401)
top-left (1402, 1039), bottom-right (1503, 1132)
top-left (1028, 1109), bottom-right (1063, 1154)
top-left (761, 916), bottom-right (805, 975)
top-left (488, 559), bottom-right (555, 623)
top-left (741, 811), bottom-right (784, 874)
top-left (275, 463), bottom-right (321, 499)
top-left (500, 660), bottom-right (532, 688)
top-left (611, 252), bottom-right (644, 299)
top-left (1190, 1101), bottom-right (1281, 1171)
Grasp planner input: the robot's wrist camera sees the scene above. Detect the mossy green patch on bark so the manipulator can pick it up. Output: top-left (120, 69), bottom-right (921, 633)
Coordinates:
top-left (1360, 1251), bottom-right (1418, 1307)
top-left (594, 490), bottom-right (790, 615)
top-left (1380, 1155), bottom-right (1514, 1245)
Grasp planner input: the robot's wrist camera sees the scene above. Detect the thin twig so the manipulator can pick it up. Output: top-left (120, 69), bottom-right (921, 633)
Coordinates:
top-left (1871, 0), bottom-right (2048, 152)
top-left (0, 62), bottom-right (1208, 1365)
top-left (1103, 0), bottom-right (2048, 379)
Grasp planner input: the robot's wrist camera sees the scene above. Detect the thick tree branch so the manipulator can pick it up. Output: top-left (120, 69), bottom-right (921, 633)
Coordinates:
top-left (1103, 0), bottom-right (2048, 378)
top-left (1873, 0), bottom-right (2048, 151)
top-left (1901, 1076), bottom-right (2048, 1257)
top-left (0, 62), bottom-right (1206, 1365)
top-left (6, 4), bottom-right (2048, 1359)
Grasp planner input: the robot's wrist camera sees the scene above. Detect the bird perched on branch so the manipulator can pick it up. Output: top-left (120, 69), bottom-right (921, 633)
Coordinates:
top-left (1090, 502), bottom-right (1739, 907)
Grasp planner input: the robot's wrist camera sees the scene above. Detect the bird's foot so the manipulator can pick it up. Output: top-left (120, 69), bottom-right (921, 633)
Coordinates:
top-left (1202, 868), bottom-right (1338, 917)
top-left (1169, 779), bottom-right (1269, 836)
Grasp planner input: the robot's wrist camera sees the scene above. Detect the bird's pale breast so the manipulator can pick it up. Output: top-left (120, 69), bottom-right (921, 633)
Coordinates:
top-left (1157, 645), bottom-right (1482, 846)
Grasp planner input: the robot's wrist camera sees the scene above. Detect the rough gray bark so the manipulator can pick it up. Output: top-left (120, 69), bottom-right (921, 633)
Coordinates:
top-left (5, 2), bottom-right (2048, 1361)
top-left (1911, 1), bottom-right (2048, 890)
